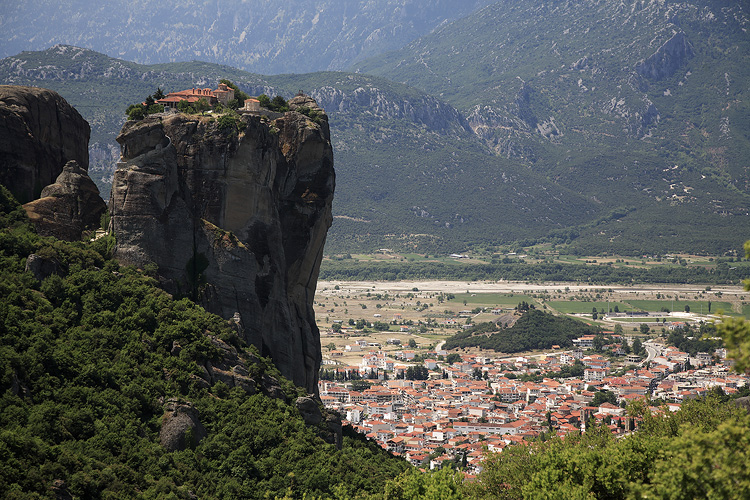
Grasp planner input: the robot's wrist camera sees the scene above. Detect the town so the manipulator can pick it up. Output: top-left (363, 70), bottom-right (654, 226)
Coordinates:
top-left (315, 282), bottom-right (750, 474)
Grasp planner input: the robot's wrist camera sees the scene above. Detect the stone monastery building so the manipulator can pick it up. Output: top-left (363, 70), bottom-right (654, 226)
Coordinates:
top-left (157, 83), bottom-right (235, 108)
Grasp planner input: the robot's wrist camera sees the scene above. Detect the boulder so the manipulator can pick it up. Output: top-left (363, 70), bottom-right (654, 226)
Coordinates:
top-left (296, 396), bottom-right (323, 426)
top-left (635, 31), bottom-right (694, 81)
top-left (25, 253), bottom-right (63, 282)
top-left (159, 399), bottom-right (207, 452)
top-left (23, 160), bottom-right (107, 240)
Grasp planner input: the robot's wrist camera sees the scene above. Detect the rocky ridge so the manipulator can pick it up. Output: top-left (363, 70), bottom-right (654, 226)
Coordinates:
top-left (110, 97), bottom-right (334, 394)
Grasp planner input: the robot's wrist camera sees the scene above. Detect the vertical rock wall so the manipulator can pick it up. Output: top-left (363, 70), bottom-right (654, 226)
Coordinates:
top-left (0, 85), bottom-right (90, 204)
top-left (110, 98), bottom-right (334, 393)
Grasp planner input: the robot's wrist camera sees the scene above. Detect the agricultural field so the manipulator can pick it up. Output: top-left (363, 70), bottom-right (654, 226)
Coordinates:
top-left (313, 277), bottom-right (750, 359)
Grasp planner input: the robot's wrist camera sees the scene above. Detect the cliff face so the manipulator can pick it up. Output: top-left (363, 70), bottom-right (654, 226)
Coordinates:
top-left (110, 97), bottom-right (334, 393)
top-left (0, 85), bottom-right (90, 204)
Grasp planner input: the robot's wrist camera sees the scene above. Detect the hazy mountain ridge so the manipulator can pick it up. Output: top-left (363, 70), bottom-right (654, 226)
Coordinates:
top-left (0, 0), bottom-right (495, 75)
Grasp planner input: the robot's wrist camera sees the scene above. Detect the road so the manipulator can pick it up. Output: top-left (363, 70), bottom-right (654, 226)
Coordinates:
top-left (643, 343), bottom-right (659, 364)
top-left (318, 280), bottom-right (747, 298)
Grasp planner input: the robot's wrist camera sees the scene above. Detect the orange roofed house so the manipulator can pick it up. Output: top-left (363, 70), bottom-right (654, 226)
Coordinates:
top-left (157, 83), bottom-right (235, 108)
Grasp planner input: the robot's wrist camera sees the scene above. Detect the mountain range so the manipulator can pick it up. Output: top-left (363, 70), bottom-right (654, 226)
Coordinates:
top-left (1, 0), bottom-right (748, 256)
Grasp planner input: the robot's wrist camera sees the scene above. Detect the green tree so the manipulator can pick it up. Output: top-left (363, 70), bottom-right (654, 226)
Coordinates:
top-left (592, 390), bottom-right (617, 406)
top-left (632, 338), bottom-right (644, 356)
top-left (383, 468), bottom-right (465, 500)
top-left (258, 94), bottom-right (271, 108)
top-left (405, 365), bottom-right (429, 380)
top-left (639, 323), bottom-right (650, 335)
top-left (271, 95), bottom-right (289, 112)
top-left (153, 87), bottom-right (165, 100)
top-left (593, 334), bottom-right (604, 352)
top-left (194, 97), bottom-right (210, 115)
top-left (177, 99), bottom-right (193, 113)
top-left (127, 105), bottom-right (145, 120)
top-left (445, 353), bottom-right (461, 365)
top-left (408, 338), bottom-right (417, 348)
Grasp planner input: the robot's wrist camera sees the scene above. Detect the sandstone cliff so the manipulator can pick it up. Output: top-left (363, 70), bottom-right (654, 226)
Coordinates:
top-left (110, 96), bottom-right (334, 393)
top-left (0, 85), bottom-right (90, 204)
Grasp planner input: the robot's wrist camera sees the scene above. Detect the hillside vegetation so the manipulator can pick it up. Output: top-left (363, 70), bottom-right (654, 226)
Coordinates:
top-left (2, 181), bottom-right (750, 498)
top-left (355, 0), bottom-right (750, 255)
top-left (0, 186), bottom-right (408, 499)
top-left (444, 308), bottom-right (601, 352)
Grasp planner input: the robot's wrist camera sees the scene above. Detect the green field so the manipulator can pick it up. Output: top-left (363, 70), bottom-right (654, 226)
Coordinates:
top-left (448, 293), bottom-right (534, 307)
top-left (546, 301), bottom-right (630, 314)
top-left (624, 300), bottom-right (737, 315)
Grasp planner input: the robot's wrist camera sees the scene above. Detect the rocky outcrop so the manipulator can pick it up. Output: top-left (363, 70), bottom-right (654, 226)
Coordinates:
top-left (0, 85), bottom-right (90, 203)
top-left (635, 31), bottom-right (694, 81)
top-left (159, 399), bottom-right (207, 452)
top-left (25, 254), bottom-right (63, 282)
top-left (110, 97), bottom-right (334, 394)
top-left (296, 396), bottom-right (343, 449)
top-left (310, 85), bottom-right (472, 136)
top-left (23, 160), bottom-right (107, 240)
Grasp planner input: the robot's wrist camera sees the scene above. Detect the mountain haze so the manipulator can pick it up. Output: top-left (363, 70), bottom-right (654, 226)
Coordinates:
top-left (0, 0), bottom-right (495, 74)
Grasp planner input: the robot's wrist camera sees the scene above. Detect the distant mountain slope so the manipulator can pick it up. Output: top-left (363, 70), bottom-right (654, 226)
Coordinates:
top-left (2, 38), bottom-right (748, 255)
top-left (0, 46), bottom-right (598, 254)
top-left (354, 0), bottom-right (750, 254)
top-left (0, 0), bottom-right (495, 74)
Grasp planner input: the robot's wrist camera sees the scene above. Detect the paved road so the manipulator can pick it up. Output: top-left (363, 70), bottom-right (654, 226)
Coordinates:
top-left (643, 344), bottom-right (659, 364)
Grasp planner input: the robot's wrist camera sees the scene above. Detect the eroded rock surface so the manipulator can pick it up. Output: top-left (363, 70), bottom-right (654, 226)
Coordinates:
top-left (23, 160), bottom-right (107, 240)
top-left (110, 98), bottom-right (334, 393)
top-left (0, 85), bottom-right (90, 203)
top-left (636, 31), bottom-right (694, 81)
top-left (160, 399), bottom-right (207, 452)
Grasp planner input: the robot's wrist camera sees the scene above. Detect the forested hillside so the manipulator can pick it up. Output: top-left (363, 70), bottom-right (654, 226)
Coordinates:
top-left (2, 180), bottom-right (750, 498)
top-left (444, 309), bottom-right (601, 352)
top-left (355, 0), bottom-right (750, 255)
top-left (0, 186), bottom-right (408, 499)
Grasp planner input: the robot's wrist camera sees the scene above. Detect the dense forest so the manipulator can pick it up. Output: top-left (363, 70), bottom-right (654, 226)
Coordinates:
top-left (443, 309), bottom-right (601, 352)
